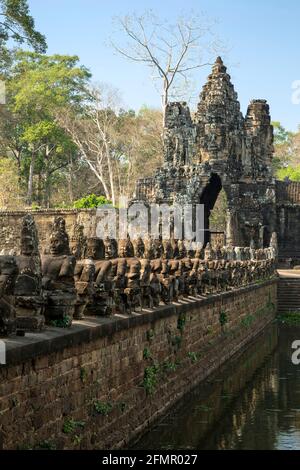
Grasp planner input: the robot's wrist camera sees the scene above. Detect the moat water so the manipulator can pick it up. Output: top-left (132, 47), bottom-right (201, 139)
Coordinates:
top-left (133, 323), bottom-right (300, 450)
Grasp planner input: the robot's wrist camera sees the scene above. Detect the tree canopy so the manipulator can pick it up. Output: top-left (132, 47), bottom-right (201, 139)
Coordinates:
top-left (0, 0), bottom-right (46, 53)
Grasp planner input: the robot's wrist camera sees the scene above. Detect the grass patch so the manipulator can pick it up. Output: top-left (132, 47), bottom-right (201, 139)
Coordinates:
top-left (188, 352), bottom-right (198, 364)
top-left (143, 347), bottom-right (152, 360)
top-left (277, 312), bottom-right (300, 325)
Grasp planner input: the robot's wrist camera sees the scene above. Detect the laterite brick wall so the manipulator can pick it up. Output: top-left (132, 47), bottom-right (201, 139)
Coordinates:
top-left (0, 279), bottom-right (277, 450)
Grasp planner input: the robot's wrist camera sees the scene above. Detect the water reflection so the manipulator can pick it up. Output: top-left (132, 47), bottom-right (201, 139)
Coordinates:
top-left (132, 324), bottom-right (300, 450)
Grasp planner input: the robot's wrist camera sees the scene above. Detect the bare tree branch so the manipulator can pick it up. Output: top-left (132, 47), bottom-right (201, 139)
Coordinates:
top-left (111, 11), bottom-right (220, 125)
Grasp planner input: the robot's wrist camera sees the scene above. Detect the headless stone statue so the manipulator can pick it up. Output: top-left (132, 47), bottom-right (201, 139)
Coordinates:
top-left (150, 259), bottom-right (162, 307)
top-left (140, 258), bottom-right (153, 308)
top-left (204, 243), bottom-right (213, 261)
top-left (86, 238), bottom-right (115, 316)
top-left (74, 258), bottom-right (95, 319)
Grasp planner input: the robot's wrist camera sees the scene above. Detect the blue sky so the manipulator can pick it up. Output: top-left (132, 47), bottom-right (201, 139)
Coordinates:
top-left (28, 0), bottom-right (300, 131)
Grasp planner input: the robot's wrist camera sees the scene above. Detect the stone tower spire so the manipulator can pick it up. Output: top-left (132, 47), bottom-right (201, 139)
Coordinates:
top-left (195, 57), bottom-right (244, 166)
top-left (163, 102), bottom-right (196, 167)
top-left (244, 99), bottom-right (274, 180)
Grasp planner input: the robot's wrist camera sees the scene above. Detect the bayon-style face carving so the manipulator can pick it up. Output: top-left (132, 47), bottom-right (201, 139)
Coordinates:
top-left (118, 235), bottom-right (134, 258)
top-left (134, 237), bottom-right (145, 258)
top-left (21, 214), bottom-right (39, 256)
top-left (49, 217), bottom-right (70, 256)
top-left (104, 237), bottom-right (117, 260)
top-left (144, 236), bottom-right (155, 260)
top-left (86, 238), bottom-right (103, 260)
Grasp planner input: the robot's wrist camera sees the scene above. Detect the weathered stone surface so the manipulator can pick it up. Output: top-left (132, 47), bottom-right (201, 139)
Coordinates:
top-left (135, 57), bottom-right (276, 248)
top-left (14, 214), bottom-right (45, 331)
top-left (0, 279), bottom-right (277, 449)
top-left (41, 217), bottom-right (76, 326)
top-left (0, 256), bottom-right (18, 336)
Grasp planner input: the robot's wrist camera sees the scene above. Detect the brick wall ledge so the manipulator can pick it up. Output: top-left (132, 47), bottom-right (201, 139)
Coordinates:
top-left (2, 278), bottom-right (278, 366)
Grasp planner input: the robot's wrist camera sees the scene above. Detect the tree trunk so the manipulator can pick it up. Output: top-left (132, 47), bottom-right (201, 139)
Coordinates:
top-left (104, 140), bottom-right (116, 206)
top-left (67, 155), bottom-right (74, 204)
top-left (44, 172), bottom-right (51, 208)
top-left (162, 80), bottom-right (169, 127)
top-left (37, 172), bottom-right (42, 206)
top-left (27, 151), bottom-right (35, 206)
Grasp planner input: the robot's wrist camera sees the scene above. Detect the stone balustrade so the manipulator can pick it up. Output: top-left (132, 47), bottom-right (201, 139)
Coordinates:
top-left (0, 215), bottom-right (278, 336)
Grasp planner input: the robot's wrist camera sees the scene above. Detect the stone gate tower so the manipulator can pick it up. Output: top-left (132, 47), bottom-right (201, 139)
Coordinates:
top-left (135, 57), bottom-right (276, 248)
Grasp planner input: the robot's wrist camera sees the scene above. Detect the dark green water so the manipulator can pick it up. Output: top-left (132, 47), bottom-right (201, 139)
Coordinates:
top-left (133, 324), bottom-right (300, 450)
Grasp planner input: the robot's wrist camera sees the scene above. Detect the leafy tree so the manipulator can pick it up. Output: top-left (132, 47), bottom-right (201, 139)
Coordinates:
top-left (277, 166), bottom-right (300, 182)
top-left (1, 50), bottom-right (91, 206)
top-left (0, 0), bottom-right (46, 53)
top-left (273, 121), bottom-right (291, 144)
top-left (0, 157), bottom-right (24, 208)
top-left (59, 84), bottom-right (164, 206)
top-left (73, 194), bottom-right (111, 209)
top-left (272, 121), bottom-right (295, 171)
top-left (209, 189), bottom-right (228, 232)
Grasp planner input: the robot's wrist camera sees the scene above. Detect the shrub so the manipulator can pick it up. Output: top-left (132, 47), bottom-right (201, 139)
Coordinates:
top-left (93, 400), bottom-right (113, 416)
top-left (73, 194), bottom-right (111, 209)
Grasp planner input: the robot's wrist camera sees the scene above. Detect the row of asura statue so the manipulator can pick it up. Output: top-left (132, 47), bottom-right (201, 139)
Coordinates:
top-left (0, 215), bottom-right (278, 337)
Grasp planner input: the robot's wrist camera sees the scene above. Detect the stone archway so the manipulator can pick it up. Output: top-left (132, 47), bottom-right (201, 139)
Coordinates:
top-left (199, 173), bottom-right (223, 245)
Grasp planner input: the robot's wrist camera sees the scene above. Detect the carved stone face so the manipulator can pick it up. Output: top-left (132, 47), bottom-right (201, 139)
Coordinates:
top-left (20, 215), bottom-right (38, 256)
top-left (21, 233), bottom-right (35, 256)
top-left (49, 217), bottom-right (70, 256)
top-left (104, 237), bottom-right (117, 260)
top-left (50, 233), bottom-right (67, 255)
top-left (118, 237), bottom-right (134, 258)
top-left (86, 239), bottom-right (102, 260)
top-left (134, 237), bottom-right (145, 258)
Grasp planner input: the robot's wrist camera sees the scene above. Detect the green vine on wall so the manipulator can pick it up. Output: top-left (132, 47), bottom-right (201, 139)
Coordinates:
top-left (219, 310), bottom-right (228, 327)
top-left (177, 313), bottom-right (186, 332)
top-left (93, 400), bottom-right (113, 416)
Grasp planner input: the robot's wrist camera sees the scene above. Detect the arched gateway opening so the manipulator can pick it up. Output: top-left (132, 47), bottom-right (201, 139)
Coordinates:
top-left (199, 173), bottom-right (228, 246)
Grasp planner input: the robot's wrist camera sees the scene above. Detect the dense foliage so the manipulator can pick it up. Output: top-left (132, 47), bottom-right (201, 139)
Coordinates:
top-left (0, 0), bottom-right (46, 53)
top-left (73, 194), bottom-right (111, 209)
top-left (272, 121), bottom-right (300, 181)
